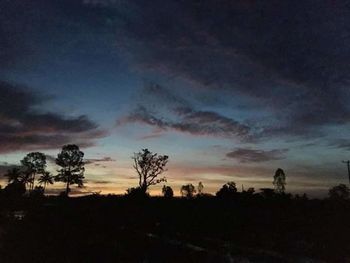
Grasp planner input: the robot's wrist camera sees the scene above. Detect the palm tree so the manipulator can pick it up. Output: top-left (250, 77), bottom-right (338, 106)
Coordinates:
top-left (38, 172), bottom-right (54, 193)
top-left (21, 170), bottom-right (34, 191)
top-left (4, 168), bottom-right (22, 183)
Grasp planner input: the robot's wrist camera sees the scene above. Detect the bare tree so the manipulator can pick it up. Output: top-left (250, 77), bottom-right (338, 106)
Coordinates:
top-left (132, 148), bottom-right (168, 193)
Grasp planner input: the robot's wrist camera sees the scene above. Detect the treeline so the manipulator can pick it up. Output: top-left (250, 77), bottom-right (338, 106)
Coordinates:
top-left (1, 145), bottom-right (349, 201)
top-left (2, 145), bottom-right (84, 197)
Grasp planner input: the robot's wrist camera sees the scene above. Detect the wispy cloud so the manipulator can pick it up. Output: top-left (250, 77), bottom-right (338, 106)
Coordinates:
top-left (111, 1), bottom-right (350, 139)
top-left (118, 84), bottom-right (251, 140)
top-left (85, 157), bottom-right (116, 165)
top-left (328, 139), bottom-right (350, 151)
top-left (226, 148), bottom-right (288, 163)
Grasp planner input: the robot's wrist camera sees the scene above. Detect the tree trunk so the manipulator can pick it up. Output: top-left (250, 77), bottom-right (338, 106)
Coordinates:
top-left (141, 183), bottom-right (147, 193)
top-left (65, 181), bottom-right (70, 196)
top-left (31, 172), bottom-right (36, 191)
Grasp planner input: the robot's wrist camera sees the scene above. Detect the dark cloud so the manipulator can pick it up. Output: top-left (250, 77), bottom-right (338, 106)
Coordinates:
top-left (226, 148), bottom-right (288, 163)
top-left (328, 139), bottom-right (350, 151)
top-left (88, 180), bottom-right (113, 185)
top-left (46, 154), bottom-right (116, 165)
top-left (110, 0), bottom-right (350, 139)
top-left (119, 84), bottom-right (251, 140)
top-left (85, 157), bottom-right (116, 165)
top-left (2, 0), bottom-right (350, 142)
top-left (0, 162), bottom-right (19, 177)
top-left (0, 81), bottom-right (106, 153)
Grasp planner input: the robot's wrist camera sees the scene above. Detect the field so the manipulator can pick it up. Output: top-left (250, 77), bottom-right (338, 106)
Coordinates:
top-left (0, 194), bottom-right (349, 262)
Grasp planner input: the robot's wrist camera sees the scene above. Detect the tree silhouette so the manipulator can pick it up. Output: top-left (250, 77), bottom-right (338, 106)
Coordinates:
top-left (21, 152), bottom-right (47, 191)
top-left (259, 188), bottom-right (275, 198)
top-left (132, 148), bottom-right (168, 193)
top-left (30, 186), bottom-right (45, 198)
top-left (273, 168), bottom-right (286, 193)
top-left (38, 171), bottom-right (54, 193)
top-left (125, 187), bottom-right (149, 199)
top-left (197, 181), bottom-right (204, 195)
top-left (328, 184), bottom-right (350, 200)
top-left (216, 181), bottom-right (237, 198)
top-left (3, 181), bottom-right (26, 197)
top-left (246, 187), bottom-right (255, 194)
top-left (162, 185), bottom-right (174, 198)
top-left (180, 184), bottom-right (196, 198)
top-left (4, 167), bottom-right (23, 184)
top-left (55, 145), bottom-right (85, 196)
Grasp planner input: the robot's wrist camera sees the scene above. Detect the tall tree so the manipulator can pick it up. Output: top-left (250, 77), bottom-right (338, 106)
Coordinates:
top-left (273, 168), bottom-right (286, 193)
top-left (55, 145), bottom-right (85, 196)
top-left (38, 172), bottom-right (54, 193)
top-left (21, 152), bottom-right (47, 191)
top-left (132, 148), bottom-right (168, 193)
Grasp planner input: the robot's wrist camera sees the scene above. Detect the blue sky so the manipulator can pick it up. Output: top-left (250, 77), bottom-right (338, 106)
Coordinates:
top-left (0, 0), bottom-right (350, 196)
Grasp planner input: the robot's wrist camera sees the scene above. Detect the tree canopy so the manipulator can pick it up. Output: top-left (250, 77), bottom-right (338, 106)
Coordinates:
top-left (162, 185), bottom-right (174, 198)
top-left (216, 182), bottom-right (237, 198)
top-left (273, 168), bottom-right (286, 193)
top-left (21, 152), bottom-right (47, 191)
top-left (180, 184), bottom-right (196, 198)
top-left (55, 145), bottom-right (85, 196)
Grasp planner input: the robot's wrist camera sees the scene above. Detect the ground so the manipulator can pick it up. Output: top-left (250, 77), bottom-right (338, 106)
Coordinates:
top-left (0, 195), bottom-right (349, 262)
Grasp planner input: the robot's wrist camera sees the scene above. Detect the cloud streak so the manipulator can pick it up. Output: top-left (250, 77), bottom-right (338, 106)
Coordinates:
top-left (118, 84), bottom-right (251, 140)
top-left (85, 157), bottom-right (116, 165)
top-left (226, 148), bottom-right (288, 163)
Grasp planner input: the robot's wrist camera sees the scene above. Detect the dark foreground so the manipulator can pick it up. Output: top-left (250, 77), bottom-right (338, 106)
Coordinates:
top-left (0, 195), bottom-right (349, 263)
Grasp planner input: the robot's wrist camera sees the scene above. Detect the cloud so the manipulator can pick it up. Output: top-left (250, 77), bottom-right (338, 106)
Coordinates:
top-left (0, 162), bottom-right (19, 177)
top-left (226, 148), bottom-right (288, 163)
top-left (118, 84), bottom-right (251, 140)
top-left (85, 157), bottom-right (116, 165)
top-left (328, 139), bottom-right (350, 151)
top-left (87, 179), bottom-right (113, 185)
top-left (3, 0), bottom-right (349, 141)
top-left (110, 0), bottom-right (350, 139)
top-left (0, 81), bottom-right (106, 153)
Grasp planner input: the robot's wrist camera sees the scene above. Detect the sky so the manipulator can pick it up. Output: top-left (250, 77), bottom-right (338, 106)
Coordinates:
top-left (0, 0), bottom-right (350, 196)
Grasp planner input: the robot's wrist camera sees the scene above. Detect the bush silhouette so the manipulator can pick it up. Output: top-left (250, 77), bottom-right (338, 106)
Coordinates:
top-left (328, 184), bottom-right (350, 200)
top-left (216, 181), bottom-right (237, 198)
top-left (162, 185), bottom-right (174, 198)
top-left (180, 184), bottom-right (196, 198)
